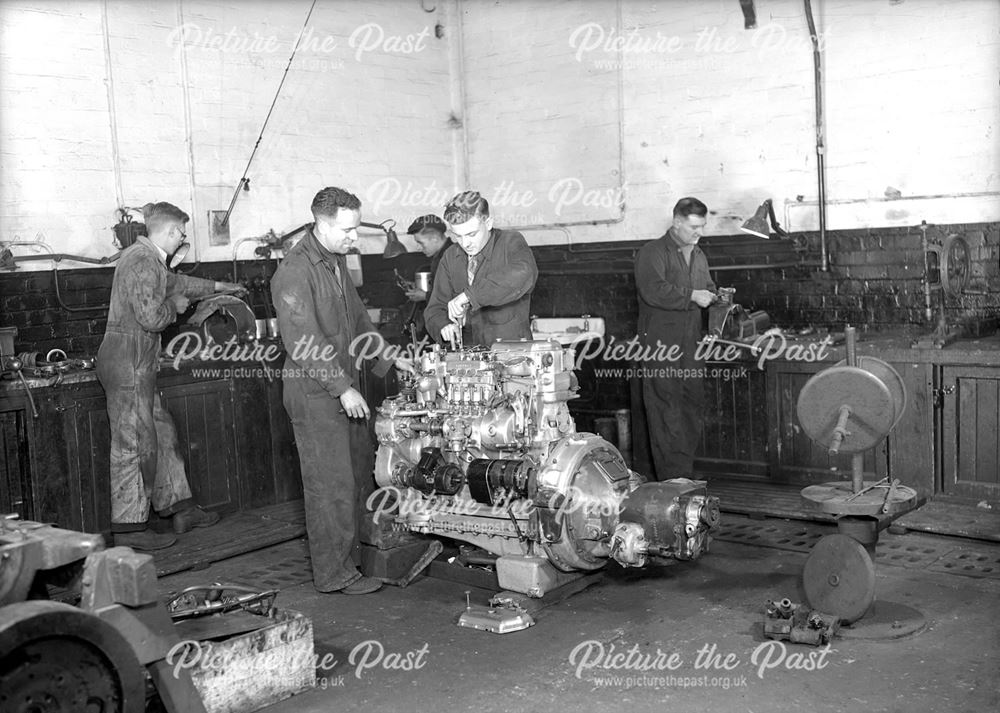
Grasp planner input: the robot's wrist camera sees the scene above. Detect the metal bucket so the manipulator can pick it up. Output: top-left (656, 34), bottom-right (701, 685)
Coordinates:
top-left (414, 272), bottom-right (432, 293)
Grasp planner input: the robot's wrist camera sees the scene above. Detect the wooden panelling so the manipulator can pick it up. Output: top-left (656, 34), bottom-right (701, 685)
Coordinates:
top-left (0, 405), bottom-right (33, 519)
top-left (699, 364), bottom-right (769, 476)
top-left (64, 390), bottom-right (112, 534)
top-left (942, 365), bottom-right (1000, 499)
top-left (161, 380), bottom-right (241, 514)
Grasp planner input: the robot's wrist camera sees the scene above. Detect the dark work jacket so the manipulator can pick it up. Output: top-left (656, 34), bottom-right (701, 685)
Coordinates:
top-left (424, 229), bottom-right (538, 347)
top-left (635, 230), bottom-right (716, 367)
top-left (97, 236), bottom-right (215, 379)
top-left (271, 228), bottom-right (393, 397)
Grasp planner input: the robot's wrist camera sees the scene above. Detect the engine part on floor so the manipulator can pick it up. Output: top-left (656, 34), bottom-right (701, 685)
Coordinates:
top-left (164, 584), bottom-right (279, 620)
top-left (373, 340), bottom-right (720, 597)
top-left (0, 516), bottom-right (208, 713)
top-left (763, 597), bottom-right (840, 646)
top-left (457, 591), bottom-right (535, 634)
top-left (801, 534), bottom-right (876, 625)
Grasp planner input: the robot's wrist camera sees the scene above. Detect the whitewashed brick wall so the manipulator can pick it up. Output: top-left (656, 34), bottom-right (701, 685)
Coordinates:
top-left (2, 0), bottom-right (998, 263)
top-left (0, 0), bottom-right (453, 266)
top-left (458, 0), bottom-right (1000, 244)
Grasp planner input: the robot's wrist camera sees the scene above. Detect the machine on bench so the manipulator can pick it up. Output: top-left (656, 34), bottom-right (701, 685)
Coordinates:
top-left (707, 287), bottom-right (771, 342)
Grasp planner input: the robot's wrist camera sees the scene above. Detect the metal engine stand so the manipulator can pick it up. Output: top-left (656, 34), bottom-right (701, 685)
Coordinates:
top-left (796, 327), bottom-right (926, 637)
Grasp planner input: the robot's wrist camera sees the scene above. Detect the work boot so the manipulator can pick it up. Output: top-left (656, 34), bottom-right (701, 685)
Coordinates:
top-left (172, 506), bottom-right (221, 534)
top-left (339, 576), bottom-right (383, 595)
top-left (114, 529), bottom-right (177, 551)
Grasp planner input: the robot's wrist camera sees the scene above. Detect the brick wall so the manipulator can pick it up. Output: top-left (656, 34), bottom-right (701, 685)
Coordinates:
top-left (0, 0), bottom-right (453, 262)
top-left (4, 219), bottom-right (998, 357)
top-left (7, 221), bottom-right (994, 412)
top-left (4, 0), bottom-right (998, 264)
top-left (456, 0), bottom-right (1000, 244)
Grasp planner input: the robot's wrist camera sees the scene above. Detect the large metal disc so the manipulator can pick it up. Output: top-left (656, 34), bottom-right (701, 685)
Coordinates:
top-left (803, 534), bottom-right (876, 624)
top-left (797, 366), bottom-right (894, 453)
top-left (834, 356), bottom-right (907, 431)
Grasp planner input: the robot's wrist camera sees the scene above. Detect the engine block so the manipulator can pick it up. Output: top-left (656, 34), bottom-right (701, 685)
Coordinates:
top-left (373, 340), bottom-right (720, 596)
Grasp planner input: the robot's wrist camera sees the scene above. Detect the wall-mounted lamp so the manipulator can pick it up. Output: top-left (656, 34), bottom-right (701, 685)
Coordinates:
top-left (740, 199), bottom-right (789, 239)
top-left (739, 0), bottom-right (757, 29)
top-left (362, 220), bottom-right (408, 259)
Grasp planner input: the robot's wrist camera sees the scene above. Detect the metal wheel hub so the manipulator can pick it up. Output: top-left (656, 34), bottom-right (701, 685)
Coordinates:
top-left (0, 637), bottom-right (122, 713)
top-left (0, 602), bottom-right (145, 713)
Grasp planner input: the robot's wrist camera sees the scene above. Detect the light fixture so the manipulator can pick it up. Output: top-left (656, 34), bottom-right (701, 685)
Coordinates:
top-left (362, 220), bottom-right (408, 259)
top-left (168, 242), bottom-right (191, 271)
top-left (382, 226), bottom-right (407, 259)
top-left (740, 199), bottom-right (789, 239)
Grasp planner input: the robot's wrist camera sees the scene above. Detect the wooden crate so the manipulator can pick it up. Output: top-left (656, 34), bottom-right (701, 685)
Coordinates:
top-left (187, 609), bottom-right (316, 713)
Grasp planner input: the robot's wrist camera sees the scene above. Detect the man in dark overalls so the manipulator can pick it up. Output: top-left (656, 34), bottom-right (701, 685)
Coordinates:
top-left (271, 186), bottom-right (413, 595)
top-left (97, 201), bottom-right (243, 551)
top-left (635, 197), bottom-right (718, 480)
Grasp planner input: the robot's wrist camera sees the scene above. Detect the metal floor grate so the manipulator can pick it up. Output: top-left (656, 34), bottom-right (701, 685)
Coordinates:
top-left (714, 520), bottom-right (824, 553)
top-left (230, 551), bottom-right (314, 590)
top-left (874, 539), bottom-right (947, 569)
top-left (927, 548), bottom-right (1000, 579)
top-left (714, 516), bottom-right (1000, 581)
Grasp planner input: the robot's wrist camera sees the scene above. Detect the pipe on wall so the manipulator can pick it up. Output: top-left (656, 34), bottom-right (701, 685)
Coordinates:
top-left (804, 0), bottom-right (829, 272)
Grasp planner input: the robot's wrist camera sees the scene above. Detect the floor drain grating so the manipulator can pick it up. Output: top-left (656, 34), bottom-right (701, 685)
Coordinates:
top-left (231, 555), bottom-right (314, 590)
top-left (715, 518), bottom-right (1000, 580)
top-left (927, 549), bottom-right (1000, 580)
top-left (714, 522), bottom-right (823, 553)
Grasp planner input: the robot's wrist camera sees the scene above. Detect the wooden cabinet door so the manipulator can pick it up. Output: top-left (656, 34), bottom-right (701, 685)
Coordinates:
top-left (160, 380), bottom-right (241, 513)
top-left (940, 365), bottom-right (1000, 499)
top-left (0, 400), bottom-right (34, 521)
top-left (63, 390), bottom-right (113, 534)
top-left (697, 362), bottom-right (769, 478)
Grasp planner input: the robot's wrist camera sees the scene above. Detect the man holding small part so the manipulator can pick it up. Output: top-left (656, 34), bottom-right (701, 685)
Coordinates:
top-left (635, 196), bottom-right (718, 480)
top-left (424, 191), bottom-right (538, 349)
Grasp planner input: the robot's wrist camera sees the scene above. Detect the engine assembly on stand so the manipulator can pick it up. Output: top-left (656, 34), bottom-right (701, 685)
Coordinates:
top-left (373, 340), bottom-right (721, 598)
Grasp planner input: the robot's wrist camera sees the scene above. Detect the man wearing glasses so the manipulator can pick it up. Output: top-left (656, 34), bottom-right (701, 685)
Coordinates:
top-left (97, 201), bottom-right (243, 551)
top-left (424, 191), bottom-right (538, 349)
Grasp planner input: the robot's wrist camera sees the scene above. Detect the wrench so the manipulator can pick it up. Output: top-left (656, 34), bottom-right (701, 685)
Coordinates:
top-left (454, 303), bottom-right (469, 351)
top-left (843, 476), bottom-right (890, 502)
top-left (880, 478), bottom-right (901, 514)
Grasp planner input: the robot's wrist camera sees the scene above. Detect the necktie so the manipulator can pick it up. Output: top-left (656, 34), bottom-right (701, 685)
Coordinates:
top-left (467, 254), bottom-right (480, 285)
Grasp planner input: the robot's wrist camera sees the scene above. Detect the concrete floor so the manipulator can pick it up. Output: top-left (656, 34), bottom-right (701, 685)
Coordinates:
top-left (159, 526), bottom-right (1000, 713)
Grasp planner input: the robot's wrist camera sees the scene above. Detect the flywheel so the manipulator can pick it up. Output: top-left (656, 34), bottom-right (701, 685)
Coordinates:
top-left (803, 534), bottom-right (876, 625)
top-left (0, 601), bottom-right (145, 713)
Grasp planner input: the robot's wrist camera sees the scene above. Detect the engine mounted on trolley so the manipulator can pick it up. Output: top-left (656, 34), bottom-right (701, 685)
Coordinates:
top-left (373, 340), bottom-right (720, 596)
